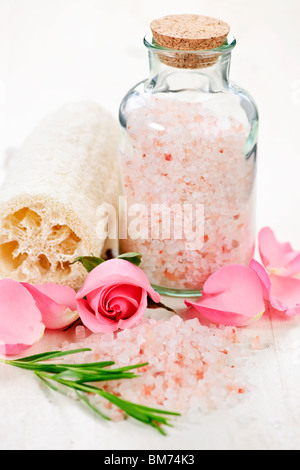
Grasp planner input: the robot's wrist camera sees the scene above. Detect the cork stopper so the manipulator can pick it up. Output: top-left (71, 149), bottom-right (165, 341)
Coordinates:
top-left (150, 14), bottom-right (231, 69)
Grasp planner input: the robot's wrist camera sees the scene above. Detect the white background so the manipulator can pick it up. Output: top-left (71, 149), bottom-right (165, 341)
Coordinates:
top-left (0, 0), bottom-right (300, 450)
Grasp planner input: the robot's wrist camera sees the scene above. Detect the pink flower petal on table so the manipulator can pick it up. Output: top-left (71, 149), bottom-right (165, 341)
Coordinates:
top-left (258, 227), bottom-right (300, 276)
top-left (22, 283), bottom-right (78, 330)
top-left (185, 265), bottom-right (266, 327)
top-left (268, 274), bottom-right (300, 316)
top-left (250, 259), bottom-right (300, 317)
top-left (76, 259), bottom-right (160, 303)
top-left (249, 259), bottom-right (271, 301)
top-left (32, 284), bottom-right (77, 310)
top-left (0, 279), bottom-right (45, 356)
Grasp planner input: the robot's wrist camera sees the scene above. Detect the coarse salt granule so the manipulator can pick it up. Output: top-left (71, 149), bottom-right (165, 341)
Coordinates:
top-left (63, 315), bottom-right (254, 422)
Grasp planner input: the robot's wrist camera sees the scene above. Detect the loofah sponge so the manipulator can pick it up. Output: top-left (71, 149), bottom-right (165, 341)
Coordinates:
top-left (0, 102), bottom-right (119, 290)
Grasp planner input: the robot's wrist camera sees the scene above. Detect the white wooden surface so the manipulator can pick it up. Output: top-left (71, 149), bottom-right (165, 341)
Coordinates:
top-left (0, 0), bottom-right (300, 450)
top-left (1, 304), bottom-right (300, 450)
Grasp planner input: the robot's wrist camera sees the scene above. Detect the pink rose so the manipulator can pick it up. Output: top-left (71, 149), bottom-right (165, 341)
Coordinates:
top-left (76, 259), bottom-right (161, 333)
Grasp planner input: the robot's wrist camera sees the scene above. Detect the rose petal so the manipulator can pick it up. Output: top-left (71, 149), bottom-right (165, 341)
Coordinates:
top-left (78, 285), bottom-right (147, 333)
top-left (85, 284), bottom-right (140, 319)
top-left (249, 259), bottom-right (271, 301)
top-left (76, 259), bottom-right (159, 333)
top-left (258, 227), bottom-right (300, 276)
top-left (106, 297), bottom-right (138, 320)
top-left (31, 284), bottom-right (77, 310)
top-left (250, 259), bottom-right (300, 317)
top-left (105, 284), bottom-right (141, 319)
top-left (105, 285), bottom-right (141, 309)
top-left (0, 279), bottom-right (45, 356)
top-left (86, 287), bottom-right (109, 318)
top-left (22, 283), bottom-right (78, 330)
top-left (76, 298), bottom-right (119, 333)
top-left (268, 274), bottom-right (300, 316)
top-left (185, 265), bottom-right (266, 327)
top-left (76, 259), bottom-right (160, 303)
top-left (117, 289), bottom-right (148, 329)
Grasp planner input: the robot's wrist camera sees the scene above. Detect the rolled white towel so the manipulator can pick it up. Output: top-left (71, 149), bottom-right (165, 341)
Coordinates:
top-left (0, 102), bottom-right (119, 289)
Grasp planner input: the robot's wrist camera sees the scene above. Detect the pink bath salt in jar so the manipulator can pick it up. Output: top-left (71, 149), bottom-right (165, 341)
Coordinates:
top-left (119, 15), bottom-right (258, 297)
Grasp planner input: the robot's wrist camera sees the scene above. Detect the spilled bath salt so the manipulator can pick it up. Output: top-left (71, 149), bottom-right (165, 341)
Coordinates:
top-left (120, 96), bottom-right (256, 290)
top-left (62, 315), bottom-right (255, 422)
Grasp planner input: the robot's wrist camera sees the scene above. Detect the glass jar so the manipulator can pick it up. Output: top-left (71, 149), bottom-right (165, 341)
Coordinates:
top-left (119, 18), bottom-right (258, 297)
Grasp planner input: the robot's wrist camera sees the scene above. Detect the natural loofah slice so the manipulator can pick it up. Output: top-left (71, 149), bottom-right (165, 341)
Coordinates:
top-left (0, 102), bottom-right (118, 290)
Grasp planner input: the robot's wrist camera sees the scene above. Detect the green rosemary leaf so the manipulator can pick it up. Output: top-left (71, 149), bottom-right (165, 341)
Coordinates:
top-left (3, 360), bottom-right (145, 380)
top-left (52, 369), bottom-right (94, 382)
top-left (150, 421), bottom-right (167, 436)
top-left (98, 391), bottom-right (152, 424)
top-left (84, 372), bottom-right (138, 382)
top-left (103, 395), bottom-right (181, 417)
top-left (125, 403), bottom-right (181, 416)
top-left (72, 256), bottom-right (105, 272)
top-left (75, 391), bottom-right (111, 421)
top-left (35, 372), bottom-right (111, 421)
top-left (61, 361), bottom-right (115, 369)
top-left (3, 362), bottom-right (71, 373)
top-left (1, 362), bottom-right (107, 375)
top-left (39, 377), bottom-right (152, 424)
top-left (52, 369), bottom-right (138, 383)
top-left (105, 362), bottom-right (148, 373)
top-left (35, 371), bottom-right (59, 392)
top-left (117, 252), bottom-right (142, 267)
top-left (11, 348), bottom-right (92, 363)
top-left (139, 413), bottom-right (170, 426)
top-left (98, 390), bottom-right (174, 430)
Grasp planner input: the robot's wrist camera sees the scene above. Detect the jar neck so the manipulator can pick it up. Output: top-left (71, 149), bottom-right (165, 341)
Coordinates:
top-left (147, 50), bottom-right (232, 93)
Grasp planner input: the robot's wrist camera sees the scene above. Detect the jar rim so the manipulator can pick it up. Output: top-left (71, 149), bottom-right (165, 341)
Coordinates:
top-left (143, 32), bottom-right (236, 55)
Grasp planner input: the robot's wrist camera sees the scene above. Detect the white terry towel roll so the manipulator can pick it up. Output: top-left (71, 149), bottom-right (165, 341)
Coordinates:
top-left (0, 102), bottom-right (118, 289)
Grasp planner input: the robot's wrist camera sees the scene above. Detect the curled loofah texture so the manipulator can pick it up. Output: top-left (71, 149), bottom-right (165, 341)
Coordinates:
top-left (0, 102), bottom-right (119, 289)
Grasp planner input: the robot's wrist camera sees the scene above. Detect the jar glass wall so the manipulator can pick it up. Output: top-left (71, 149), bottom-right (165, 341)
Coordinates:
top-left (119, 33), bottom-right (258, 297)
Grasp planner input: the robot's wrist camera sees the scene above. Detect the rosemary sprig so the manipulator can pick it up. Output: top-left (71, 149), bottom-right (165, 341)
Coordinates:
top-left (12, 348), bottom-right (92, 363)
top-left (0, 348), bottom-right (180, 435)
